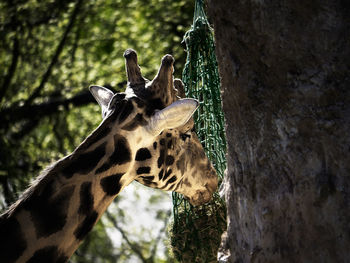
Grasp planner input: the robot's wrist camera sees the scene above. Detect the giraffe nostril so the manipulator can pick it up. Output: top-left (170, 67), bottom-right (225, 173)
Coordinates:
top-left (205, 178), bottom-right (218, 194)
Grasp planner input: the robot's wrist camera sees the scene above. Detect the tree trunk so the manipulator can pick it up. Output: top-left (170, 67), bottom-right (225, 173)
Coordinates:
top-left (207, 0), bottom-right (350, 262)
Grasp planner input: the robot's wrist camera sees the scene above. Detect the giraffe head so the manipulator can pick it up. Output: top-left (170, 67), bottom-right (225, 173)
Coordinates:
top-left (90, 49), bottom-right (217, 205)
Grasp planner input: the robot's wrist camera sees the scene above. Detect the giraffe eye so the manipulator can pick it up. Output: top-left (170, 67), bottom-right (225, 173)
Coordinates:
top-left (109, 93), bottom-right (127, 110)
top-left (180, 131), bottom-right (191, 141)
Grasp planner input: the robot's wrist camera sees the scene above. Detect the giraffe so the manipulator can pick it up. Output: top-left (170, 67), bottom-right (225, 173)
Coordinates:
top-left (0, 49), bottom-right (218, 263)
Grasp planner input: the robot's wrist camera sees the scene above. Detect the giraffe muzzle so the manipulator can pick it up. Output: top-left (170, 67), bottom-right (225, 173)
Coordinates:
top-left (187, 188), bottom-right (214, 206)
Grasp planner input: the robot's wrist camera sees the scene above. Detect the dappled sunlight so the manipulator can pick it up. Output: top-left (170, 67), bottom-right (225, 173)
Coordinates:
top-left (0, 0), bottom-right (194, 262)
top-left (104, 182), bottom-right (173, 262)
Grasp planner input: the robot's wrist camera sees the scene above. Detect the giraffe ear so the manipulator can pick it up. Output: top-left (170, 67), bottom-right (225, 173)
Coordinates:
top-left (147, 98), bottom-right (199, 135)
top-left (90, 85), bottom-right (114, 117)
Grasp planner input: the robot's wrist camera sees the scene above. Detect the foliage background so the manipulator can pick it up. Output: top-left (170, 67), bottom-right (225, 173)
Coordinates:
top-left (0, 0), bottom-right (194, 261)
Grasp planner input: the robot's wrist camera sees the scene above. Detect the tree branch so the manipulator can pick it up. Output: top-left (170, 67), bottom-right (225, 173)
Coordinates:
top-left (150, 211), bottom-right (171, 261)
top-left (26, 0), bottom-right (83, 105)
top-left (0, 36), bottom-right (19, 102)
top-left (105, 211), bottom-right (150, 263)
top-left (0, 91), bottom-right (94, 130)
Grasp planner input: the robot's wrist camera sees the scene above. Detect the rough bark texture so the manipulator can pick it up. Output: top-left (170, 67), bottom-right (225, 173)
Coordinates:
top-left (207, 0), bottom-right (350, 262)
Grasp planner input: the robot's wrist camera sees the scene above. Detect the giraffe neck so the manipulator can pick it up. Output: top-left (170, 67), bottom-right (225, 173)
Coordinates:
top-left (0, 122), bottom-right (135, 263)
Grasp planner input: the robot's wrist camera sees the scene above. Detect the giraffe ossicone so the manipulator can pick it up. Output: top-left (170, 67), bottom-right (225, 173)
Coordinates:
top-left (0, 49), bottom-right (218, 263)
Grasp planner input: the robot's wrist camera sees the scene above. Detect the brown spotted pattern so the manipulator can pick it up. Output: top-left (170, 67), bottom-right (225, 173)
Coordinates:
top-left (0, 49), bottom-right (217, 263)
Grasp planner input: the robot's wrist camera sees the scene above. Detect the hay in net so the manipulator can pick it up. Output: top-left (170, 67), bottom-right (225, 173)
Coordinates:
top-left (170, 194), bottom-right (226, 263)
top-left (170, 0), bottom-right (227, 262)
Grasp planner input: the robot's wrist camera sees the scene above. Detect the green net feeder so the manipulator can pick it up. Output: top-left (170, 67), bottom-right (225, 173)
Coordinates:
top-left (170, 1), bottom-right (227, 262)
